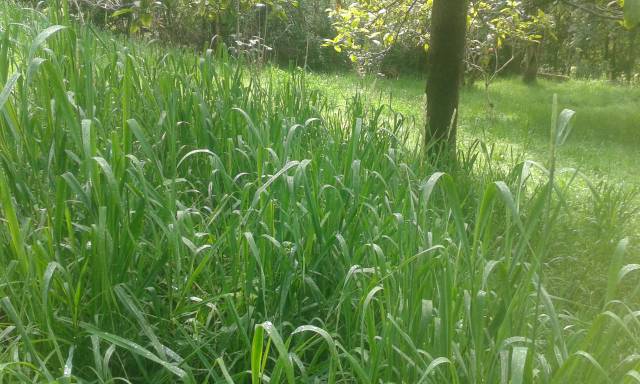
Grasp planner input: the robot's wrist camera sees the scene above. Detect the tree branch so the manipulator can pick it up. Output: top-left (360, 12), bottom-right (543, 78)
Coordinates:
top-left (560, 0), bottom-right (623, 21)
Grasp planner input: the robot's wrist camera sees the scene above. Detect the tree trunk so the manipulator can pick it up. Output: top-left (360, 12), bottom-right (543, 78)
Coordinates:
top-left (625, 29), bottom-right (638, 83)
top-left (523, 43), bottom-right (539, 84)
top-left (611, 38), bottom-right (618, 81)
top-left (425, 0), bottom-right (469, 161)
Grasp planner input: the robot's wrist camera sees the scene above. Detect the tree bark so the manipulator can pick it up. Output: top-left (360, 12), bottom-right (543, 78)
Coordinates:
top-left (625, 29), bottom-right (638, 83)
top-left (425, 0), bottom-right (469, 161)
top-left (611, 38), bottom-right (619, 81)
top-left (523, 43), bottom-right (539, 84)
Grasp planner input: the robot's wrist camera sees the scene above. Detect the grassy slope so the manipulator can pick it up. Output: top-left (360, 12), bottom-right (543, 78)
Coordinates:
top-left (1, 2), bottom-right (640, 383)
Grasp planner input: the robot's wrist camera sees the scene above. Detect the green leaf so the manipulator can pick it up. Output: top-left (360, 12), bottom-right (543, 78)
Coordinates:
top-left (510, 347), bottom-right (528, 384)
top-left (1, 298), bottom-right (54, 381)
top-left (0, 73), bottom-right (20, 112)
top-left (111, 8), bottom-right (133, 18)
top-left (216, 358), bottom-right (235, 384)
top-left (556, 108), bottom-right (576, 146)
top-left (258, 322), bottom-right (295, 384)
top-left (29, 25), bottom-right (67, 59)
top-left (624, 0), bottom-right (640, 29)
top-left (0, 167), bottom-right (27, 265)
top-left (605, 238), bottom-right (629, 303)
top-left (292, 325), bottom-right (339, 384)
top-left (418, 357), bottom-right (452, 383)
top-left (81, 322), bottom-right (187, 379)
top-left (114, 285), bottom-right (168, 361)
top-left (140, 13), bottom-right (153, 27)
top-left (251, 325), bottom-right (265, 384)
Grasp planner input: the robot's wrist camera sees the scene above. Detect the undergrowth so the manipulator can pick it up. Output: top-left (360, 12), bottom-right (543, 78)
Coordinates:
top-left (0, 2), bottom-right (639, 383)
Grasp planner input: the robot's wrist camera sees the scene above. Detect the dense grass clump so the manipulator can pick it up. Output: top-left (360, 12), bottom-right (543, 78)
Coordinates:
top-left (1, 2), bottom-right (639, 383)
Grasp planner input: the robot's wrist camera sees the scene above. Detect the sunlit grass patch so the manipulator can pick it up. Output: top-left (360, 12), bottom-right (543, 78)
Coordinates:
top-left (1, 1), bottom-right (639, 382)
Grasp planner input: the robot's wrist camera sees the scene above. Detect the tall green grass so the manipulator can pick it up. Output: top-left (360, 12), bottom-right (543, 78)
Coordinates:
top-left (0, 2), bottom-right (639, 382)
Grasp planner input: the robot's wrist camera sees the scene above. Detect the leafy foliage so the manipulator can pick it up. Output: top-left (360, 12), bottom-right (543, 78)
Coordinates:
top-left (324, 0), bottom-right (430, 74)
top-left (623, 0), bottom-right (640, 28)
top-left (0, 2), bottom-right (639, 383)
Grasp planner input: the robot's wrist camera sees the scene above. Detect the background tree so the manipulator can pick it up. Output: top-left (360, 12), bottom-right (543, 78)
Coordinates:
top-left (425, 0), bottom-right (469, 159)
top-left (466, 2), bottom-right (551, 105)
top-left (324, 0), bottom-right (430, 75)
top-left (68, 0), bottom-right (640, 85)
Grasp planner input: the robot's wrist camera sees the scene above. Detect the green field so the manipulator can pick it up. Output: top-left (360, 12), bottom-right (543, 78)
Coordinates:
top-left (302, 71), bottom-right (640, 185)
top-left (1, 2), bottom-right (639, 383)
